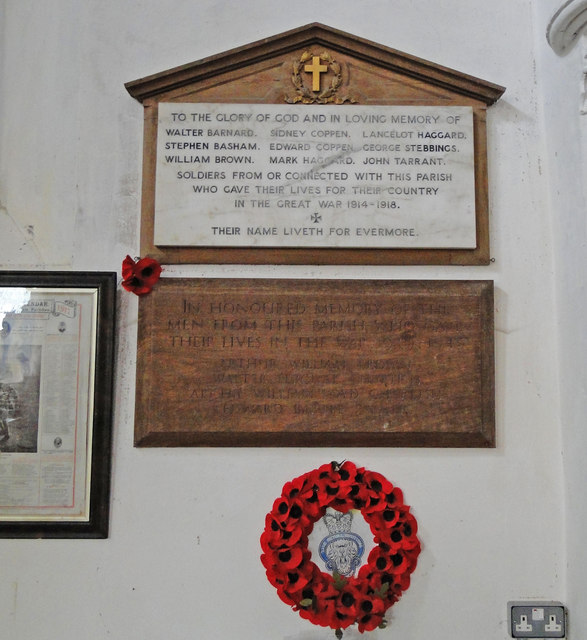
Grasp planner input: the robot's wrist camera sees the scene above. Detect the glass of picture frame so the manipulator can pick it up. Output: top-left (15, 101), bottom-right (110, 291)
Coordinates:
top-left (0, 271), bottom-right (116, 538)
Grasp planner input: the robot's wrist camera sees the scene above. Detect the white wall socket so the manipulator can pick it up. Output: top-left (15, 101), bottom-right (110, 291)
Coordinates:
top-left (508, 601), bottom-right (565, 638)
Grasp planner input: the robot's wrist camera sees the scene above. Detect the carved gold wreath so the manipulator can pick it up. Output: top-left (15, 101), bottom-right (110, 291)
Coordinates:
top-left (285, 51), bottom-right (357, 105)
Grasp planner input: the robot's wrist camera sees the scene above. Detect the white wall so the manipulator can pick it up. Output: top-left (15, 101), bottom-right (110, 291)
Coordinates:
top-left (534, 1), bottom-right (587, 638)
top-left (0, 2), bottom-right (570, 639)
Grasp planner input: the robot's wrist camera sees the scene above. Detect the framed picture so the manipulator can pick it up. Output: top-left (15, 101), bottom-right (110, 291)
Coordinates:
top-left (0, 271), bottom-right (116, 538)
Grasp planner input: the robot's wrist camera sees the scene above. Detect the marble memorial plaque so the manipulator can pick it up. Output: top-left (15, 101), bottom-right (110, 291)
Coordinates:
top-left (154, 103), bottom-right (475, 249)
top-left (135, 278), bottom-right (495, 447)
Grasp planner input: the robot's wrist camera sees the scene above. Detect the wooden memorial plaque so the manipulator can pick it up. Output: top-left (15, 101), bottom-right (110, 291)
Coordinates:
top-left (135, 279), bottom-right (494, 447)
top-left (126, 23), bottom-right (504, 265)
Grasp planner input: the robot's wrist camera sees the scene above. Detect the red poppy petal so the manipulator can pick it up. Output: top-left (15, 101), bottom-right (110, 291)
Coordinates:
top-left (121, 255), bottom-right (136, 279)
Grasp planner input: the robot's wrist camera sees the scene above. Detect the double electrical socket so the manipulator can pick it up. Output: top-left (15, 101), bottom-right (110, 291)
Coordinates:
top-left (508, 601), bottom-right (566, 638)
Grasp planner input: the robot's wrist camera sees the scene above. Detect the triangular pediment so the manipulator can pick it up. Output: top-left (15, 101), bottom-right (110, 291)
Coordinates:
top-left (125, 23), bottom-right (504, 105)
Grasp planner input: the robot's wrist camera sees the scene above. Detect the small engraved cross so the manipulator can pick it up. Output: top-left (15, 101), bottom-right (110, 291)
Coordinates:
top-left (304, 55), bottom-right (328, 92)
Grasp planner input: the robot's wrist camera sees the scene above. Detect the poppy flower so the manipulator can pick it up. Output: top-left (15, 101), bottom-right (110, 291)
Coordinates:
top-left (298, 576), bottom-right (340, 628)
top-left (262, 563), bottom-right (285, 589)
top-left (277, 587), bottom-right (297, 606)
top-left (385, 486), bottom-right (404, 506)
top-left (296, 574), bottom-right (339, 608)
top-left (298, 485), bottom-right (324, 520)
top-left (335, 584), bottom-right (361, 620)
top-left (299, 596), bottom-right (338, 628)
top-left (357, 599), bottom-right (386, 632)
top-left (314, 468), bottom-right (355, 507)
top-left (121, 255), bottom-right (162, 295)
top-left (400, 515), bottom-right (420, 546)
top-left (272, 496), bottom-right (313, 532)
top-left (282, 566), bottom-right (312, 593)
top-left (274, 546), bottom-right (304, 570)
top-left (261, 512), bottom-right (307, 549)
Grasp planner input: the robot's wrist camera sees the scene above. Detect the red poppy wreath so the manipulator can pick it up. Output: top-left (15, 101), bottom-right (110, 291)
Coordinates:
top-left (260, 461), bottom-right (420, 637)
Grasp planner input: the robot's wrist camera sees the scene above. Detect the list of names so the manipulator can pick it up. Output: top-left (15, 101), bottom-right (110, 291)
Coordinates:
top-left (154, 103), bottom-right (476, 249)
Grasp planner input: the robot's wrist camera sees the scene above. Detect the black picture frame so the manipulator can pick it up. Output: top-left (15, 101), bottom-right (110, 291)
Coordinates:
top-left (0, 271), bottom-right (116, 538)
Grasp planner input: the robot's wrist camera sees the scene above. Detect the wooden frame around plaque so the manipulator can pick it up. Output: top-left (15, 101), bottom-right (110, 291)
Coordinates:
top-left (126, 23), bottom-right (505, 265)
top-left (135, 278), bottom-right (494, 447)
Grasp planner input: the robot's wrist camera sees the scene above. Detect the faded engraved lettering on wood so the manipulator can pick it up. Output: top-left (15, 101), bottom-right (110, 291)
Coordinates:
top-left (135, 279), bottom-right (495, 447)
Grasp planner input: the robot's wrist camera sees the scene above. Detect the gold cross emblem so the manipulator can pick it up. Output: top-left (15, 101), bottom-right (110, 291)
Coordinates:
top-left (304, 55), bottom-right (328, 92)
top-left (286, 51), bottom-right (356, 104)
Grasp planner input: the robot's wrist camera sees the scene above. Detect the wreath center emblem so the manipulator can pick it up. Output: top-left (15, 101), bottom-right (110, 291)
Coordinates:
top-left (318, 509), bottom-right (366, 577)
